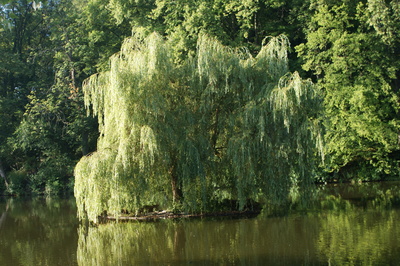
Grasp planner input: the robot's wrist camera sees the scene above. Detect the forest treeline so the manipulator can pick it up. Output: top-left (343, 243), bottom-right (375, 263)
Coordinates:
top-left (0, 0), bottom-right (399, 201)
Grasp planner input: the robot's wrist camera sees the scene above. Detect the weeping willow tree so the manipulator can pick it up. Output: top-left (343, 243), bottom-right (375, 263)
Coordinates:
top-left (74, 32), bottom-right (323, 222)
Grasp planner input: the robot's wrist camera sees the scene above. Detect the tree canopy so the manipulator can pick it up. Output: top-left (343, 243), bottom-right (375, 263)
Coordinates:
top-left (74, 32), bottom-right (323, 222)
top-left (297, 0), bottom-right (400, 180)
top-left (0, 0), bottom-right (399, 215)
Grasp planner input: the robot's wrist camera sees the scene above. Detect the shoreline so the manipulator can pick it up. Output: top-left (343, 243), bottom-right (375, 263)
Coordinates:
top-left (100, 209), bottom-right (261, 222)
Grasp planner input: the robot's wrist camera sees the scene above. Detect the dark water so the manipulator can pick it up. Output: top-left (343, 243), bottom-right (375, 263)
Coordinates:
top-left (1, 182), bottom-right (400, 265)
top-left (0, 197), bottom-right (79, 265)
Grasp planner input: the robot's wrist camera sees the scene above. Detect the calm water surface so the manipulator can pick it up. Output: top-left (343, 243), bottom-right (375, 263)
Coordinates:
top-left (1, 182), bottom-right (400, 265)
top-left (0, 197), bottom-right (78, 265)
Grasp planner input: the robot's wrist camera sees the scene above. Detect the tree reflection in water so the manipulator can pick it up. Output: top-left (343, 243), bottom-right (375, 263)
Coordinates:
top-left (0, 198), bottom-right (78, 266)
top-left (0, 201), bottom-right (8, 229)
top-left (0, 183), bottom-right (398, 265)
top-left (77, 183), bottom-right (400, 265)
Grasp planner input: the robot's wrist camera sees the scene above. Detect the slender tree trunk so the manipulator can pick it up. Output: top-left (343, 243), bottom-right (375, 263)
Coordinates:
top-left (211, 107), bottom-right (220, 156)
top-left (393, 72), bottom-right (400, 147)
top-left (169, 157), bottom-right (182, 203)
top-left (0, 160), bottom-right (9, 189)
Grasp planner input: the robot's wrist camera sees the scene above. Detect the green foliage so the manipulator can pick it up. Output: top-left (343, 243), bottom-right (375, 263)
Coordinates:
top-left (0, 0), bottom-right (101, 195)
top-left (366, 0), bottom-right (400, 46)
top-left (75, 32), bottom-right (322, 222)
top-left (0, 96), bottom-right (21, 161)
top-left (9, 86), bottom-right (86, 194)
top-left (6, 170), bottom-right (29, 195)
top-left (56, 0), bottom-right (131, 75)
top-left (297, 0), bottom-right (400, 180)
top-left (104, 0), bottom-right (312, 59)
top-left (0, 0), bottom-right (316, 197)
top-left (1, 0), bottom-right (398, 202)
top-left (30, 156), bottom-right (75, 195)
top-left (0, 0), bottom-right (53, 192)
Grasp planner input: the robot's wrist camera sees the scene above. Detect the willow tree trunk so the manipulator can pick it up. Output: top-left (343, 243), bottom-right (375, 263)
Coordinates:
top-left (395, 74), bottom-right (400, 148)
top-left (169, 157), bottom-right (182, 203)
top-left (211, 107), bottom-right (220, 156)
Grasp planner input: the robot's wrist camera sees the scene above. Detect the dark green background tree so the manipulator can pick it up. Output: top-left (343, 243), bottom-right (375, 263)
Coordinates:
top-left (297, 0), bottom-right (400, 180)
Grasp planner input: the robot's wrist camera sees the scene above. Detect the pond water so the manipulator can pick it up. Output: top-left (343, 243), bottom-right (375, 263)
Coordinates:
top-left (1, 182), bottom-right (400, 265)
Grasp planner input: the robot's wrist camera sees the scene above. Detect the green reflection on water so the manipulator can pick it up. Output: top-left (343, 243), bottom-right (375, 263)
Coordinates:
top-left (77, 208), bottom-right (400, 265)
top-left (0, 197), bottom-right (78, 266)
top-left (312, 182), bottom-right (400, 265)
top-left (316, 208), bottom-right (399, 265)
top-left (78, 217), bottom-right (318, 265)
top-left (77, 183), bottom-right (400, 265)
top-left (1, 182), bottom-right (400, 265)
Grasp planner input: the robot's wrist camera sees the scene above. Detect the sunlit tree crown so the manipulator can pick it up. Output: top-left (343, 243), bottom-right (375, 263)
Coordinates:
top-left (75, 32), bottom-right (323, 223)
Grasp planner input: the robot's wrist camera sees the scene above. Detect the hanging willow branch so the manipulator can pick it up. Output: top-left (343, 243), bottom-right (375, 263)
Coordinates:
top-left (74, 32), bottom-right (323, 223)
